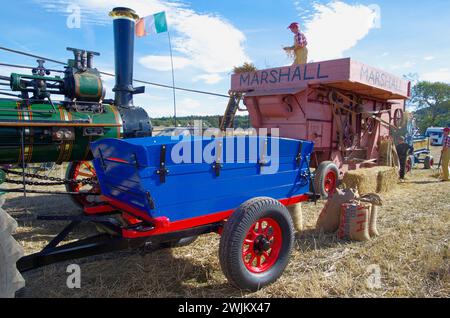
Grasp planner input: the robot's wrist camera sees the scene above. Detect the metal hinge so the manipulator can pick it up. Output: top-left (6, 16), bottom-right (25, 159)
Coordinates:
top-left (295, 142), bottom-right (303, 167)
top-left (212, 140), bottom-right (223, 177)
top-left (156, 145), bottom-right (169, 183)
top-left (146, 191), bottom-right (155, 209)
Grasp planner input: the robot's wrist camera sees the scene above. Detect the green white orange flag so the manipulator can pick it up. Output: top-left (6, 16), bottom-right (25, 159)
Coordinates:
top-left (136, 12), bottom-right (168, 37)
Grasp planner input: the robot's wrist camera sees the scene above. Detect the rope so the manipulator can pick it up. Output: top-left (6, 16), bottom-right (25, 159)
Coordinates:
top-left (0, 62), bottom-right (64, 73)
top-left (0, 46), bottom-right (230, 99)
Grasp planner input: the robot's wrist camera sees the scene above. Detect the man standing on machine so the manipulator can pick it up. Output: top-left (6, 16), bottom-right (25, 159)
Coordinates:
top-left (284, 22), bottom-right (308, 65)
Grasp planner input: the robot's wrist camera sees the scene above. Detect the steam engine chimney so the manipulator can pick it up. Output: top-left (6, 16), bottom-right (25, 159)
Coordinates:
top-left (109, 7), bottom-right (144, 108)
top-left (109, 7), bottom-right (152, 138)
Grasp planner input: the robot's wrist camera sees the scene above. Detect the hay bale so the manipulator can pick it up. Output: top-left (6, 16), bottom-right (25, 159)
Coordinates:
top-left (342, 166), bottom-right (397, 195)
top-left (287, 203), bottom-right (303, 232)
top-left (378, 139), bottom-right (391, 166)
top-left (376, 167), bottom-right (398, 192)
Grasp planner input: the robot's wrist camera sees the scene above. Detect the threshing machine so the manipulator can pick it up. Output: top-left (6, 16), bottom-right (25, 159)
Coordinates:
top-left (225, 59), bottom-right (411, 197)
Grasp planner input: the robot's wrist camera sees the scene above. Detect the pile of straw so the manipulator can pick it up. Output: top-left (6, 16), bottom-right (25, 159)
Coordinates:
top-left (233, 63), bottom-right (257, 74)
top-left (342, 166), bottom-right (398, 195)
top-left (378, 138), bottom-right (400, 167)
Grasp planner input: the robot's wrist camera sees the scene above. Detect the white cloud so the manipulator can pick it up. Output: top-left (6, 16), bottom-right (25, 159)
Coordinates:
top-left (34, 0), bottom-right (250, 76)
top-left (424, 56), bottom-right (435, 61)
top-left (193, 74), bottom-right (223, 85)
top-left (422, 69), bottom-right (450, 83)
top-left (298, 1), bottom-right (378, 61)
top-left (170, 9), bottom-right (249, 74)
top-left (178, 97), bottom-right (201, 110)
top-left (139, 55), bottom-right (193, 72)
top-left (391, 61), bottom-right (416, 70)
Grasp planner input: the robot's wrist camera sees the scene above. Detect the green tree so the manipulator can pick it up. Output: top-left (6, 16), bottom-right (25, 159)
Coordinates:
top-left (409, 81), bottom-right (450, 132)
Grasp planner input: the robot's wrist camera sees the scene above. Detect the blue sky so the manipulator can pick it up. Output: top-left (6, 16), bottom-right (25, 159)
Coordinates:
top-left (1, 0), bottom-right (449, 117)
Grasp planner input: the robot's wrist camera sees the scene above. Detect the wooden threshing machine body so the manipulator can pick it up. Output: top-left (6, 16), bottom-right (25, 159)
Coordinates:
top-left (230, 58), bottom-right (410, 175)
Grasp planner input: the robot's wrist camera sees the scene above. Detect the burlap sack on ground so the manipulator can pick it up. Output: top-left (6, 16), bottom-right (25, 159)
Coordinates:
top-left (316, 188), bottom-right (359, 233)
top-left (368, 205), bottom-right (379, 237)
top-left (338, 202), bottom-right (371, 241)
top-left (360, 193), bottom-right (383, 237)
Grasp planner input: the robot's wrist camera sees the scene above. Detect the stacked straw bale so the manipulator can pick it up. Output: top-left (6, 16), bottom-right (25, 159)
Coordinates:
top-left (342, 166), bottom-right (397, 195)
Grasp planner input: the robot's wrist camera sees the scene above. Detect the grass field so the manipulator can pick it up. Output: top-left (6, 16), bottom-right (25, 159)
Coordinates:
top-left (4, 147), bottom-right (449, 298)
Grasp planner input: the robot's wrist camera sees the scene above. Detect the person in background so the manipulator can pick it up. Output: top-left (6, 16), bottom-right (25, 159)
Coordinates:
top-left (284, 22), bottom-right (308, 65)
top-left (441, 127), bottom-right (450, 182)
top-left (396, 136), bottom-right (413, 180)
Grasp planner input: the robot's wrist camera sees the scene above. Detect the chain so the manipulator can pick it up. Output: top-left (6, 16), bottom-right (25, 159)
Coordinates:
top-left (3, 169), bottom-right (98, 186)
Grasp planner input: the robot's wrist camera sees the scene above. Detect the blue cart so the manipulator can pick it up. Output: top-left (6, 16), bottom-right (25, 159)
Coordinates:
top-left (18, 136), bottom-right (315, 291)
top-left (406, 135), bottom-right (434, 172)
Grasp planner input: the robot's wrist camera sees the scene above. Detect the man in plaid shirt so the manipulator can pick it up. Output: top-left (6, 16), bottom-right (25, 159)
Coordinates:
top-left (284, 22), bottom-right (308, 64)
top-left (441, 127), bottom-right (450, 181)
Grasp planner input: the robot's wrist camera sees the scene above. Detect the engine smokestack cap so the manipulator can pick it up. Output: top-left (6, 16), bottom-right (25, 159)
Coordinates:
top-left (109, 7), bottom-right (139, 21)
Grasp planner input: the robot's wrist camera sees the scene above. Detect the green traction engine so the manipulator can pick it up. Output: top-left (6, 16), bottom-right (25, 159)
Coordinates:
top-left (0, 8), bottom-right (153, 206)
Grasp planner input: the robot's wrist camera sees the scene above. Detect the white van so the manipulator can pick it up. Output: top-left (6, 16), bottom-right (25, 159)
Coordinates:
top-left (425, 127), bottom-right (444, 146)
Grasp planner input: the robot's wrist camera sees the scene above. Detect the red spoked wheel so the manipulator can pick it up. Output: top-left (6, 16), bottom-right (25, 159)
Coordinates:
top-left (314, 161), bottom-right (339, 199)
top-left (242, 218), bottom-right (282, 274)
top-left (219, 197), bottom-right (294, 291)
top-left (324, 171), bottom-right (337, 195)
top-left (65, 161), bottom-right (103, 208)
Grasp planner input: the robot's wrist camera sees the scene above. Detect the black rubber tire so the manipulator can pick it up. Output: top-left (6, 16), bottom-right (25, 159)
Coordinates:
top-left (424, 155), bottom-right (433, 169)
top-left (313, 161), bottom-right (339, 199)
top-left (219, 197), bottom-right (294, 291)
top-left (0, 197), bottom-right (25, 298)
top-left (160, 236), bottom-right (198, 248)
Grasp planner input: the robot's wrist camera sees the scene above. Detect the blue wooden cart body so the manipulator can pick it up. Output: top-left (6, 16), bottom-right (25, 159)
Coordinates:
top-left (90, 136), bottom-right (314, 223)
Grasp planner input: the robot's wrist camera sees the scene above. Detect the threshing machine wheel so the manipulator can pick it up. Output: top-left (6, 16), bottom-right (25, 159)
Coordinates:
top-left (65, 161), bottom-right (103, 208)
top-left (424, 155), bottom-right (434, 169)
top-left (0, 196), bottom-right (25, 298)
top-left (314, 161), bottom-right (339, 199)
top-left (219, 197), bottom-right (294, 291)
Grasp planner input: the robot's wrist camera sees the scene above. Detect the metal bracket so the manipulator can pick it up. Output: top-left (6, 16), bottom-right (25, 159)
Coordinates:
top-left (295, 142), bottom-right (303, 167)
top-left (132, 153), bottom-right (140, 168)
top-left (212, 140), bottom-right (223, 177)
top-left (98, 148), bottom-right (107, 171)
top-left (258, 138), bottom-right (269, 167)
top-left (146, 191), bottom-right (155, 209)
top-left (156, 145), bottom-right (169, 183)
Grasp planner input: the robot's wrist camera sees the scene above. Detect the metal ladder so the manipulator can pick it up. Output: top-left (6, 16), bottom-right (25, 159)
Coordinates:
top-left (220, 92), bottom-right (243, 131)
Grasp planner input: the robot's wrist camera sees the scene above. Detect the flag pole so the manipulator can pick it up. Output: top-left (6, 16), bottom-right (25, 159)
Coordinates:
top-left (167, 30), bottom-right (177, 127)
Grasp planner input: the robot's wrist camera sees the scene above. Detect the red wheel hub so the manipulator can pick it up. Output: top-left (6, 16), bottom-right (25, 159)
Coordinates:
top-left (324, 170), bottom-right (337, 194)
top-left (68, 161), bottom-right (102, 207)
top-left (242, 218), bottom-right (282, 273)
top-left (430, 158), bottom-right (434, 167)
